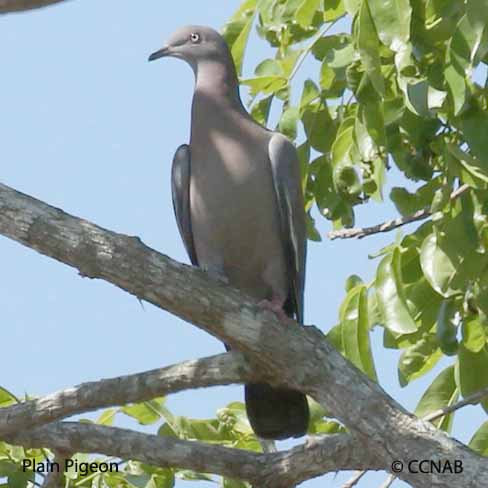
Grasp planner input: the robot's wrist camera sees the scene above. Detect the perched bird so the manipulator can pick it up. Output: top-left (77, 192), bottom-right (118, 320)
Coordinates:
top-left (149, 25), bottom-right (309, 440)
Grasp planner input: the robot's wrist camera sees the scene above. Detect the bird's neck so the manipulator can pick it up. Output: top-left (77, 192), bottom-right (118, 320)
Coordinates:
top-left (193, 59), bottom-right (244, 110)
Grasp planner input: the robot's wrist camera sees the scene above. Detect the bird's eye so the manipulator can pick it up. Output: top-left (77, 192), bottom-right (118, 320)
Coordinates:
top-left (190, 33), bottom-right (201, 44)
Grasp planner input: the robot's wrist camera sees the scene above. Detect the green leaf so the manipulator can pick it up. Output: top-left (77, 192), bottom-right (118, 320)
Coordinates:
top-left (176, 470), bottom-right (212, 483)
top-left (340, 285), bottom-right (377, 380)
top-left (368, 291), bottom-right (382, 328)
top-left (299, 79), bottom-right (320, 112)
top-left (278, 106), bottom-right (299, 139)
top-left (358, 98), bottom-right (385, 153)
top-left (306, 211), bottom-right (322, 241)
top-left (296, 0), bottom-right (322, 28)
top-left (302, 103), bottom-right (336, 153)
top-left (0, 461), bottom-right (20, 476)
top-left (158, 422), bottom-right (178, 438)
top-left (172, 417), bottom-right (226, 442)
top-left (398, 334), bottom-right (442, 386)
top-left (457, 344), bottom-right (488, 412)
top-left (8, 471), bottom-right (33, 488)
top-left (96, 408), bottom-right (117, 426)
top-left (241, 76), bottom-right (287, 96)
top-left (254, 58), bottom-right (281, 76)
top-left (310, 419), bottom-right (346, 434)
top-left (444, 60), bottom-right (466, 116)
top-left (307, 396), bottom-right (327, 423)
top-left (357, 0), bottom-right (385, 96)
top-left (334, 166), bottom-right (361, 201)
top-left (314, 156), bottom-right (347, 220)
top-left (414, 365), bottom-right (458, 432)
top-left (436, 299), bottom-right (459, 356)
top-left (390, 188), bottom-right (420, 216)
top-left (222, 0), bottom-right (257, 76)
top-left (223, 479), bottom-right (250, 488)
top-left (327, 323), bottom-right (345, 354)
top-left (354, 110), bottom-right (377, 162)
top-left (404, 80), bottom-right (431, 118)
top-left (469, 421), bottom-right (488, 456)
top-left (320, 63), bottom-right (347, 98)
top-left (459, 107), bottom-right (488, 172)
top-left (368, 0), bottom-right (411, 50)
top-left (297, 142), bottom-right (310, 193)
top-left (462, 316), bottom-right (485, 353)
top-left (420, 233), bottom-right (459, 298)
top-left (324, 0), bottom-right (346, 20)
top-left (375, 247), bottom-right (418, 334)
top-left (0, 387), bottom-right (18, 407)
top-left (384, 97), bottom-right (405, 125)
top-left (447, 143), bottom-right (488, 188)
top-left (428, 86), bottom-right (447, 110)
top-left (251, 95), bottom-right (273, 125)
top-left (332, 116), bottom-right (355, 165)
top-left (345, 274), bottom-right (363, 291)
top-left (121, 399), bottom-right (166, 425)
top-left (312, 34), bottom-right (354, 67)
top-left (343, 0), bottom-right (360, 16)
top-left (390, 178), bottom-right (443, 217)
top-left (445, 7), bottom-right (486, 114)
top-left (217, 401), bottom-right (253, 436)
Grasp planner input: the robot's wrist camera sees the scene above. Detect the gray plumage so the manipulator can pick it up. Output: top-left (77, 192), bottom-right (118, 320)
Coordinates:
top-left (150, 25), bottom-right (309, 440)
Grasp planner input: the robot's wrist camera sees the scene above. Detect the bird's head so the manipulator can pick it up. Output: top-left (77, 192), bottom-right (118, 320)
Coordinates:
top-left (148, 25), bottom-right (232, 69)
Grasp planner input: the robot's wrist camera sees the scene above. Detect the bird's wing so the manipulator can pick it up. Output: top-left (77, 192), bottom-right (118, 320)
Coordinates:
top-left (171, 144), bottom-right (198, 266)
top-left (268, 134), bottom-right (307, 324)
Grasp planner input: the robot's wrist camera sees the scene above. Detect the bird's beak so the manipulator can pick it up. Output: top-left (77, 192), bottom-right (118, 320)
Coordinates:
top-left (148, 46), bottom-right (171, 62)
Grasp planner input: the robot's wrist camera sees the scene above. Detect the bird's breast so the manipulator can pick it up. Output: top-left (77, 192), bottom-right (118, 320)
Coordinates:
top-left (188, 127), bottom-right (286, 299)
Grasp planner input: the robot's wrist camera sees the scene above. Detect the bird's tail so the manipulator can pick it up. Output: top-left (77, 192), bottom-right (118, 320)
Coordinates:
top-left (244, 382), bottom-right (309, 440)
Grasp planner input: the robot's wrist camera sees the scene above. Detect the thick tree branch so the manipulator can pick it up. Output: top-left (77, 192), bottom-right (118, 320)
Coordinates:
top-left (0, 352), bottom-right (253, 438)
top-left (0, 0), bottom-right (70, 13)
top-left (0, 181), bottom-right (486, 488)
top-left (328, 184), bottom-right (470, 240)
top-left (0, 346), bottom-right (381, 485)
top-left (7, 423), bottom-right (378, 487)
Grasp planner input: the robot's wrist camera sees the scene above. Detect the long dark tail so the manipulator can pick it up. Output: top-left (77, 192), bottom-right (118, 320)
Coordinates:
top-left (245, 292), bottom-right (309, 439)
top-left (245, 383), bottom-right (309, 439)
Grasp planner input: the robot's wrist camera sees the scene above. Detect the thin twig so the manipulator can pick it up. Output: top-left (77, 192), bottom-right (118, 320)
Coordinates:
top-left (341, 470), bottom-right (367, 488)
top-left (424, 384), bottom-right (488, 423)
top-left (379, 474), bottom-right (396, 488)
top-left (328, 184), bottom-right (470, 240)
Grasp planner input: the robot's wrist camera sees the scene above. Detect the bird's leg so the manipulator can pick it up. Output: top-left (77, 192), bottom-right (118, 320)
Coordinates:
top-left (258, 295), bottom-right (289, 323)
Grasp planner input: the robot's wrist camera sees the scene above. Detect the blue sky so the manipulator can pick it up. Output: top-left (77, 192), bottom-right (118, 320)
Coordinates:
top-left (0, 1), bottom-right (484, 487)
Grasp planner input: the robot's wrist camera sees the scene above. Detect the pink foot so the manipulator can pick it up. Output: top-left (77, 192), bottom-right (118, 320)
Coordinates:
top-left (257, 298), bottom-right (289, 324)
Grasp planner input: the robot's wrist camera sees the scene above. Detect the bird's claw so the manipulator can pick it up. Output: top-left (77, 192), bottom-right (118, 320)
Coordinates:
top-left (257, 299), bottom-right (289, 324)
